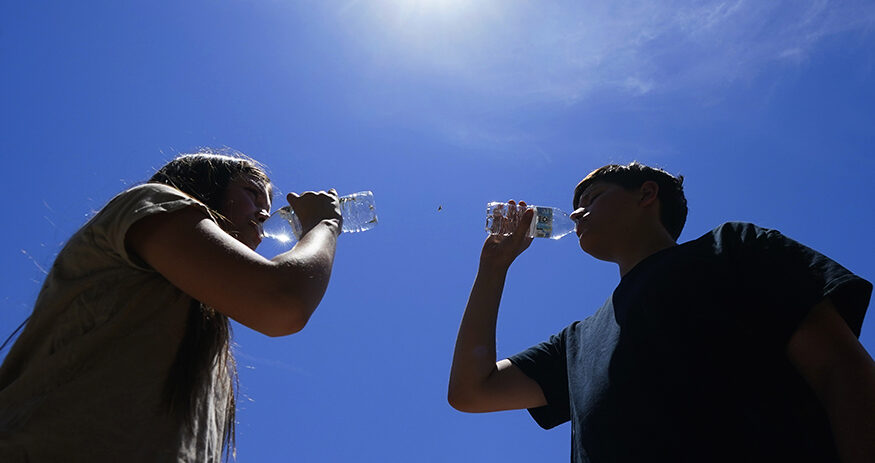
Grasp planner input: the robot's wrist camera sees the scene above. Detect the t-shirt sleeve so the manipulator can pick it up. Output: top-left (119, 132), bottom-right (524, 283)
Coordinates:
top-left (507, 328), bottom-right (571, 429)
top-left (88, 183), bottom-right (216, 270)
top-left (725, 222), bottom-right (872, 346)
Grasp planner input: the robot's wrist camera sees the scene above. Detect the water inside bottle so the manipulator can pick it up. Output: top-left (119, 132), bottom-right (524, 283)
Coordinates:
top-left (485, 202), bottom-right (575, 240)
top-left (486, 202), bottom-right (537, 237)
top-left (339, 192), bottom-right (378, 233)
top-left (258, 209), bottom-right (297, 257)
top-left (257, 191), bottom-right (377, 257)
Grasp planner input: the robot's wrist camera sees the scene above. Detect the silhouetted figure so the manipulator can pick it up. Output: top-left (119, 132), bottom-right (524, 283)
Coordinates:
top-left (449, 162), bottom-right (873, 463)
top-left (0, 152), bottom-right (343, 461)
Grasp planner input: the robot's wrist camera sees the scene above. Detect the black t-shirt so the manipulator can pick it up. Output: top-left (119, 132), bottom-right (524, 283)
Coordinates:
top-left (509, 222), bottom-right (872, 463)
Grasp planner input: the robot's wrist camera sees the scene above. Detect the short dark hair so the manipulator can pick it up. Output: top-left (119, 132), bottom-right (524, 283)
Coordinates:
top-left (573, 162), bottom-right (688, 240)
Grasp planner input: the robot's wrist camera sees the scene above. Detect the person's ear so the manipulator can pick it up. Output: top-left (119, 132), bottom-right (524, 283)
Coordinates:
top-left (639, 181), bottom-right (659, 207)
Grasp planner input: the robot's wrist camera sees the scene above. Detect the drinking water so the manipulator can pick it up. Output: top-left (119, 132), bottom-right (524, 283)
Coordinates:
top-left (261, 191), bottom-right (377, 252)
top-left (485, 201), bottom-right (575, 240)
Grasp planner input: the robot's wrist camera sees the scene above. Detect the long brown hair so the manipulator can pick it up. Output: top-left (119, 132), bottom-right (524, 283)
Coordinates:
top-left (148, 151), bottom-right (271, 459)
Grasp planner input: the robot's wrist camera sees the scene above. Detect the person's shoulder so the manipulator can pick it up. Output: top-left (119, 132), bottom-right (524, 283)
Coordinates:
top-left (709, 221), bottom-right (771, 236)
top-left (111, 182), bottom-right (190, 202)
top-left (100, 183), bottom-right (200, 212)
top-left (699, 221), bottom-right (781, 243)
top-left (677, 222), bottom-right (780, 258)
top-left (89, 183), bottom-right (213, 231)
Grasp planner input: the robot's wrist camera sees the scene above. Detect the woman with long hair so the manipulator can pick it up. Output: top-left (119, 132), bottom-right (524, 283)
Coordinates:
top-left (0, 152), bottom-right (343, 461)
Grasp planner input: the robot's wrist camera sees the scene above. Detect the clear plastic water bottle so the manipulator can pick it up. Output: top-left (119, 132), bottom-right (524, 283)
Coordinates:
top-left (261, 191), bottom-right (377, 249)
top-left (485, 201), bottom-right (575, 240)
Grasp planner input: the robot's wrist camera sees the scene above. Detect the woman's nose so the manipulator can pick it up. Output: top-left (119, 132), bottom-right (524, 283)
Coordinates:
top-left (257, 209), bottom-right (270, 223)
top-left (570, 207), bottom-right (585, 222)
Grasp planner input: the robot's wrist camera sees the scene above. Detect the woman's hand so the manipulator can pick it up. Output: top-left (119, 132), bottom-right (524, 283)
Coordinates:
top-left (287, 189), bottom-right (343, 236)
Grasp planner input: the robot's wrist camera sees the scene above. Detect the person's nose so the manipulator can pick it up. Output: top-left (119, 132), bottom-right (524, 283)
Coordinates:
top-left (570, 207), bottom-right (586, 222)
top-left (256, 209), bottom-right (270, 223)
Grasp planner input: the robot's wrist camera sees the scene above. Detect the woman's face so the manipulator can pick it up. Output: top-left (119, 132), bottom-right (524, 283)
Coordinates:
top-left (219, 174), bottom-right (272, 250)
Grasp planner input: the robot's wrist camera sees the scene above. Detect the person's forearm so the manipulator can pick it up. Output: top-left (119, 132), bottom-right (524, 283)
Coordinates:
top-left (822, 349), bottom-right (875, 463)
top-left (267, 219), bottom-right (340, 333)
top-left (282, 219), bottom-right (341, 266)
top-left (787, 299), bottom-right (875, 463)
top-left (448, 263), bottom-right (509, 408)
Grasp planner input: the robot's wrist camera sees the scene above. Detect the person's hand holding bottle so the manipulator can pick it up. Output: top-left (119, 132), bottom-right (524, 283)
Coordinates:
top-left (480, 200), bottom-right (534, 272)
top-left (286, 189), bottom-right (343, 236)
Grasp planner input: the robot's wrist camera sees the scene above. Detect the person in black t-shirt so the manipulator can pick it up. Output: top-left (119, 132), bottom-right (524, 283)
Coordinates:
top-left (448, 162), bottom-right (874, 463)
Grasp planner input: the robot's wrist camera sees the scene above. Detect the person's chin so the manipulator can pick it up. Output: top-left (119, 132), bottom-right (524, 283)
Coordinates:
top-left (578, 234), bottom-right (601, 256)
top-left (247, 225), bottom-right (263, 249)
top-left (576, 230), bottom-right (589, 251)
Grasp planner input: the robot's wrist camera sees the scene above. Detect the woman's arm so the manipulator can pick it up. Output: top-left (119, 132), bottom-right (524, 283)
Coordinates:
top-left (125, 191), bottom-right (341, 337)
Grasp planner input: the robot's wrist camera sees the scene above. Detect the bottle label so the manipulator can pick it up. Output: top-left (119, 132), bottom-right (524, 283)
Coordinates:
top-left (533, 207), bottom-right (553, 238)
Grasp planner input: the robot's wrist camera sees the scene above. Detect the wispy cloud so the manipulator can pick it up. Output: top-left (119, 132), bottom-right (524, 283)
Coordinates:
top-left (348, 0), bottom-right (875, 103)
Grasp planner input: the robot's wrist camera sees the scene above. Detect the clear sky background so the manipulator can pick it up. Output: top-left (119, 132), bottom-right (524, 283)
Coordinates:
top-left (1, 1), bottom-right (873, 461)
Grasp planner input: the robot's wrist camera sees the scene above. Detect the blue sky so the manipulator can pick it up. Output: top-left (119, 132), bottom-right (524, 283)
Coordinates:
top-left (1, 1), bottom-right (874, 461)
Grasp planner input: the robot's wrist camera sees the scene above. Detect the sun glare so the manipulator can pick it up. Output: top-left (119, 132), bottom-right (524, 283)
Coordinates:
top-left (406, 0), bottom-right (469, 12)
top-left (263, 231), bottom-right (292, 244)
top-left (383, 0), bottom-right (479, 19)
